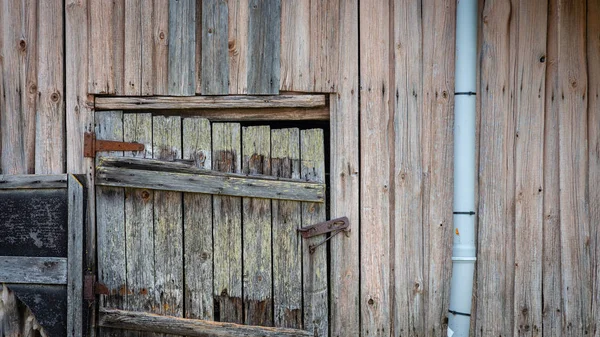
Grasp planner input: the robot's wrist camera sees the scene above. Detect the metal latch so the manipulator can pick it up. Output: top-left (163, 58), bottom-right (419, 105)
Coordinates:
top-left (84, 275), bottom-right (109, 301)
top-left (83, 132), bottom-right (145, 158)
top-left (298, 216), bottom-right (350, 254)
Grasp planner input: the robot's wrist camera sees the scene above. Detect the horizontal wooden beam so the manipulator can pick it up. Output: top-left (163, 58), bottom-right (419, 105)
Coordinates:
top-left (0, 174), bottom-right (68, 189)
top-left (96, 157), bottom-right (325, 202)
top-left (95, 95), bottom-right (327, 110)
top-left (0, 256), bottom-right (68, 284)
top-left (149, 106), bottom-right (329, 121)
top-left (99, 308), bottom-right (313, 337)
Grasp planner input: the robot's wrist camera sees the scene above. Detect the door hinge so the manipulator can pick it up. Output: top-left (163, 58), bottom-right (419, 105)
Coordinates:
top-left (298, 216), bottom-right (350, 254)
top-left (84, 132), bottom-right (145, 158)
top-left (84, 275), bottom-right (109, 301)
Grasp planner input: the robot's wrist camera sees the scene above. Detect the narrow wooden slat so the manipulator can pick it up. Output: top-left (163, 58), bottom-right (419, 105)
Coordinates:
top-left (140, 0), bottom-right (154, 96)
top-left (153, 0), bottom-right (169, 95)
top-left (152, 115), bottom-right (184, 325)
top-left (0, 256), bottom-right (67, 284)
top-left (558, 1), bottom-right (592, 335)
top-left (247, 0), bottom-right (281, 94)
top-left (513, 1), bottom-right (547, 336)
top-left (242, 126), bottom-right (273, 326)
top-left (309, 0), bottom-right (339, 93)
top-left (212, 123), bottom-right (243, 324)
top-left (393, 0), bottom-right (424, 334)
top-left (152, 107), bottom-right (329, 122)
top-left (0, 174), bottom-right (67, 189)
top-left (301, 129), bottom-right (327, 337)
top-left (124, 0), bottom-right (142, 95)
top-left (113, 0), bottom-right (125, 95)
top-left (99, 308), bottom-right (312, 337)
top-left (201, 0), bottom-right (228, 95)
top-left (67, 174), bottom-right (84, 337)
top-left (168, 0), bottom-right (196, 96)
top-left (280, 0), bottom-right (310, 91)
top-left (183, 117), bottom-right (213, 319)
top-left (89, 0), bottom-right (124, 94)
top-left (271, 128), bottom-right (302, 329)
top-left (123, 113), bottom-right (156, 337)
top-left (95, 95), bottom-right (326, 110)
top-left (228, 0), bottom-right (249, 94)
top-left (359, 0), bottom-right (391, 335)
top-left (22, 0), bottom-right (38, 174)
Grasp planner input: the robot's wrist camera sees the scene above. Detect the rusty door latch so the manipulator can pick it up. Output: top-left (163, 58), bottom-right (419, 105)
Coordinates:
top-left (84, 132), bottom-right (145, 158)
top-left (84, 275), bottom-right (109, 301)
top-left (298, 216), bottom-right (350, 254)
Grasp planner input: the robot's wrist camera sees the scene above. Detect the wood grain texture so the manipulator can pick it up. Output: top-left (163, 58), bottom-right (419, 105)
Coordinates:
top-left (280, 0), bottom-right (310, 91)
top-left (182, 117), bottom-right (213, 320)
top-left (153, 0), bottom-right (169, 95)
top-left (146, 107), bottom-right (329, 122)
top-left (67, 174), bottom-right (84, 337)
top-left (271, 128), bottom-right (302, 329)
top-left (201, 0), bottom-right (228, 95)
top-left (310, 0), bottom-right (339, 93)
top-left (0, 174), bottom-right (67, 189)
top-left (152, 116), bottom-right (184, 328)
top-left (124, 0), bottom-right (142, 95)
top-left (247, 0), bottom-right (281, 94)
top-left (228, 0), bottom-right (248, 94)
top-left (359, 0), bottom-right (391, 335)
top-left (99, 308), bottom-right (312, 337)
top-left (89, 0), bottom-right (124, 94)
top-left (212, 123), bottom-right (243, 324)
top-left (168, 0), bottom-right (196, 96)
top-left (242, 126), bottom-right (273, 326)
top-left (513, 1), bottom-right (547, 336)
top-left (0, 256), bottom-right (67, 284)
top-left (301, 129), bottom-right (328, 337)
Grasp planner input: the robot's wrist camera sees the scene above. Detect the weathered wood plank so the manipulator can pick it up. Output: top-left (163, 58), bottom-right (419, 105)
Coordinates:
top-left (0, 174), bottom-right (67, 189)
top-left (124, 0), bottom-right (142, 95)
top-left (152, 115), bottom-right (184, 326)
top-left (513, 1), bottom-right (547, 336)
top-left (212, 123), bottom-right (243, 324)
top-left (247, 0), bottom-right (281, 94)
top-left (271, 128), bottom-right (302, 329)
top-left (301, 129), bottom-right (328, 337)
top-left (123, 112), bottom-right (155, 337)
top-left (153, 0), bottom-right (169, 95)
top-left (182, 117), bottom-right (213, 319)
top-left (168, 0), bottom-right (196, 96)
top-left (359, 0), bottom-right (391, 335)
top-left (558, 1), bottom-right (592, 335)
top-left (22, 0), bottom-right (38, 175)
top-left (228, 0), bottom-right (248, 94)
top-left (242, 126), bottom-right (272, 326)
top-left (309, 0), bottom-right (339, 93)
top-left (99, 309), bottom-right (312, 337)
top-left (95, 111), bottom-right (126, 337)
top-left (201, 0), bottom-right (228, 95)
top-left (140, 0), bottom-right (154, 96)
top-left (280, 0), bottom-right (310, 91)
top-left (153, 107), bottom-right (329, 122)
top-left (329, 0), bottom-right (360, 335)
top-left (95, 95), bottom-right (327, 110)
top-left (0, 256), bottom-right (67, 284)
top-left (89, 0), bottom-right (124, 94)
top-left (393, 0), bottom-right (424, 334)
top-left (67, 174), bottom-right (84, 337)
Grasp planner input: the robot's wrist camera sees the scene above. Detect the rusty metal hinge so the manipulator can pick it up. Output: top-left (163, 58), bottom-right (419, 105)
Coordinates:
top-left (84, 275), bottom-right (109, 301)
top-left (83, 132), bottom-right (145, 158)
top-left (298, 216), bottom-right (350, 254)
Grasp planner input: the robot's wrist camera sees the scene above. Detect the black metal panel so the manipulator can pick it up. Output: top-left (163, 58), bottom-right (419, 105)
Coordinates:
top-left (7, 284), bottom-right (67, 337)
top-left (0, 189), bottom-right (68, 257)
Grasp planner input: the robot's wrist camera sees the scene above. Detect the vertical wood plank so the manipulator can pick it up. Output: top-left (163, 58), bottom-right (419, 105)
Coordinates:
top-left (393, 0), bottom-right (424, 335)
top-left (542, 1), bottom-right (563, 335)
top-left (201, 0), bottom-right (229, 95)
top-left (212, 123), bottom-right (243, 324)
top-left (22, 0), bottom-right (38, 174)
top-left (280, 0), bottom-right (310, 92)
top-left (309, 0), bottom-right (339, 93)
top-left (152, 116), bottom-right (184, 328)
top-left (123, 113), bottom-right (155, 337)
top-left (228, 0), bottom-right (248, 95)
top-left (247, 0), bottom-right (281, 94)
top-left (89, 0), bottom-right (124, 94)
top-left (513, 1), bottom-right (547, 336)
top-left (95, 110), bottom-right (126, 337)
top-left (329, 0), bottom-right (360, 335)
top-left (140, 0), bottom-right (154, 95)
top-left (301, 129), bottom-right (328, 337)
top-left (183, 117), bottom-right (213, 320)
top-left (242, 126), bottom-right (272, 326)
top-left (168, 0), bottom-right (196, 96)
top-left (557, 1), bottom-right (592, 335)
top-left (124, 0), bottom-right (142, 95)
top-left (153, 0), bottom-right (169, 95)
top-left (271, 128), bottom-right (302, 329)
top-left (359, 0), bottom-right (391, 335)
top-left (68, 174), bottom-right (84, 337)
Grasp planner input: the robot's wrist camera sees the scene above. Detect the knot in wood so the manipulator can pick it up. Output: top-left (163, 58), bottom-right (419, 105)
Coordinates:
top-left (19, 39), bottom-right (27, 50)
top-left (50, 92), bottom-right (61, 102)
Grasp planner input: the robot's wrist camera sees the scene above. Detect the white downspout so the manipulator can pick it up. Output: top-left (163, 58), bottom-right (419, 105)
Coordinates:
top-left (448, 0), bottom-right (477, 336)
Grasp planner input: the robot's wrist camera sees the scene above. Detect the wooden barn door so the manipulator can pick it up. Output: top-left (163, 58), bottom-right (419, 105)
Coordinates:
top-left (94, 111), bottom-right (329, 336)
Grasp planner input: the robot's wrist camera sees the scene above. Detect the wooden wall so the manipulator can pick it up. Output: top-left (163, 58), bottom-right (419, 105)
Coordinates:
top-left (1, 0), bottom-right (599, 336)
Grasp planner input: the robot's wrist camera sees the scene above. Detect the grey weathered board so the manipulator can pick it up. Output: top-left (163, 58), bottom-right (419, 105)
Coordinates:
top-left (247, 0), bottom-right (281, 94)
